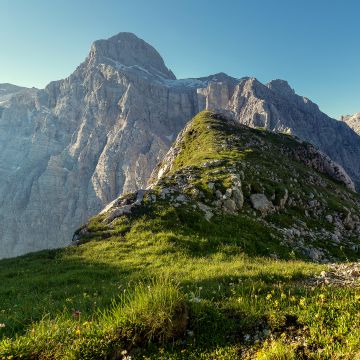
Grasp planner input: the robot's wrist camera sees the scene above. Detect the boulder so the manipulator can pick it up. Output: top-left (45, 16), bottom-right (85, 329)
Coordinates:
top-left (250, 193), bottom-right (273, 213)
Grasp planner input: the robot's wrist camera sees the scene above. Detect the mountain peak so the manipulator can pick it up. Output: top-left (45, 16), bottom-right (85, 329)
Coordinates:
top-left (87, 32), bottom-right (176, 79)
top-left (267, 79), bottom-right (295, 97)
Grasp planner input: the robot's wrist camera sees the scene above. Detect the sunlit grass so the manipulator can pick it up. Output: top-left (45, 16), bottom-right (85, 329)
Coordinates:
top-left (1, 111), bottom-right (359, 358)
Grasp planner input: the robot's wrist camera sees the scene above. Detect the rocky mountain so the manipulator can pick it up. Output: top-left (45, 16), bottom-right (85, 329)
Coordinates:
top-left (76, 111), bottom-right (360, 263)
top-left (1, 32), bottom-right (360, 259)
top-left (0, 33), bottom-right (238, 258)
top-left (341, 112), bottom-right (360, 135)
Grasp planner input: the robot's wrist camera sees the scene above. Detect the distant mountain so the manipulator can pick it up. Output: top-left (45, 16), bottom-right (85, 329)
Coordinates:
top-left (1, 32), bottom-right (360, 258)
top-left (226, 78), bottom-right (360, 190)
top-left (0, 83), bottom-right (31, 97)
top-left (341, 112), bottom-right (360, 135)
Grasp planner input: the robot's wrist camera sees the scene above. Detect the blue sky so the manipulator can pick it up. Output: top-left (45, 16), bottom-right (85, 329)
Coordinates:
top-left (1, 0), bottom-right (360, 118)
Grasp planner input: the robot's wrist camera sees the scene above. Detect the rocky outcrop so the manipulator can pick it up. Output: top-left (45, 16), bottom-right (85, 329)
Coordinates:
top-left (286, 143), bottom-right (355, 191)
top-left (250, 193), bottom-right (273, 213)
top-left (341, 112), bottom-right (360, 135)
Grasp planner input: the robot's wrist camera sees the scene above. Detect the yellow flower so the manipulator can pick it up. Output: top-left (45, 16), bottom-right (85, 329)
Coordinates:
top-left (299, 297), bottom-right (306, 307)
top-left (280, 293), bottom-right (286, 299)
top-left (266, 293), bottom-right (272, 300)
top-left (75, 327), bottom-right (81, 336)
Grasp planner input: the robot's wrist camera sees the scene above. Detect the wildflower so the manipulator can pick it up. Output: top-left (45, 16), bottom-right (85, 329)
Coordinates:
top-left (0, 323), bottom-right (5, 328)
top-left (274, 300), bottom-right (279, 307)
top-left (72, 310), bottom-right (81, 320)
top-left (319, 294), bottom-right (326, 303)
top-left (266, 293), bottom-right (272, 300)
top-left (299, 297), bottom-right (306, 307)
top-left (121, 350), bottom-right (128, 356)
top-left (189, 296), bottom-right (201, 303)
top-left (290, 295), bottom-right (296, 302)
top-left (75, 326), bottom-right (81, 336)
top-left (280, 293), bottom-right (286, 299)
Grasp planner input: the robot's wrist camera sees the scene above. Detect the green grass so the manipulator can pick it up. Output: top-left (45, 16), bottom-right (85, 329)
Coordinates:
top-left (1, 204), bottom-right (359, 359)
top-left (1, 111), bottom-right (360, 359)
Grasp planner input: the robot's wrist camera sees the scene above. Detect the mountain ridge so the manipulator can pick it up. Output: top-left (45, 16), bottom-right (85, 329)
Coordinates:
top-left (76, 111), bottom-right (360, 263)
top-left (1, 32), bottom-right (360, 259)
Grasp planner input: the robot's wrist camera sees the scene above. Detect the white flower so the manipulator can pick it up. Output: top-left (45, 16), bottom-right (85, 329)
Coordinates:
top-left (0, 323), bottom-right (5, 328)
top-left (189, 296), bottom-right (201, 303)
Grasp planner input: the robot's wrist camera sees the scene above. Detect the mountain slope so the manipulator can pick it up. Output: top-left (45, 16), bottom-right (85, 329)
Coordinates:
top-left (1, 111), bottom-right (359, 359)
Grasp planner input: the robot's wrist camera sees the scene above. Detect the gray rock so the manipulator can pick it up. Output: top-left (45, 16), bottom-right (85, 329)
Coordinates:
top-left (325, 215), bottom-right (333, 223)
top-left (279, 188), bottom-right (288, 208)
top-left (250, 193), bottom-right (273, 213)
top-left (232, 187), bottom-right (244, 209)
top-left (223, 198), bottom-right (236, 213)
top-left (197, 202), bottom-right (214, 221)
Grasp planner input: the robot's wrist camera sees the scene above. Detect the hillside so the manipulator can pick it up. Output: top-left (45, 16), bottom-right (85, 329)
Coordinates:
top-left (1, 111), bottom-right (359, 359)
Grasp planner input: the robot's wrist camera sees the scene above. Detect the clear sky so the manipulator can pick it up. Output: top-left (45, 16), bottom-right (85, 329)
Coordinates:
top-left (1, 0), bottom-right (360, 119)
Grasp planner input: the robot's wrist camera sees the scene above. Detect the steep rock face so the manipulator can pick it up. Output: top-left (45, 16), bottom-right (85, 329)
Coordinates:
top-left (0, 33), bottom-right (237, 258)
top-left (227, 78), bottom-right (360, 189)
top-left (341, 112), bottom-right (360, 135)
